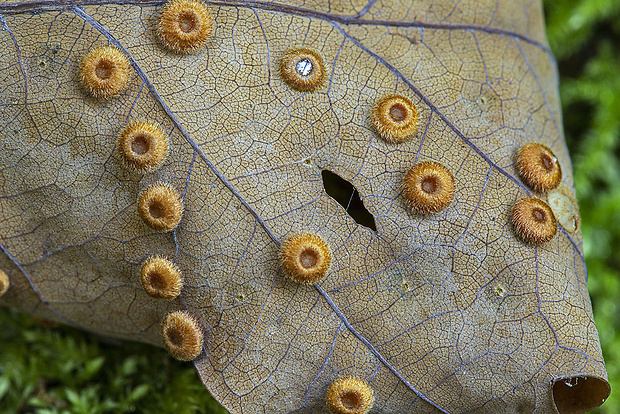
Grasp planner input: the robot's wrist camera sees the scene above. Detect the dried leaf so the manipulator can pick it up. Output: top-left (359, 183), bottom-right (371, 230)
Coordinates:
top-left (0, 0), bottom-right (610, 412)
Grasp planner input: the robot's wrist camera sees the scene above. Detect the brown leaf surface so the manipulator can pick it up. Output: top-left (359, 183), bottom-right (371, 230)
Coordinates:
top-left (0, 0), bottom-right (610, 412)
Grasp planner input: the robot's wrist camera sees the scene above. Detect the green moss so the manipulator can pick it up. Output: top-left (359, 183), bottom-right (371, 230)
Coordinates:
top-left (0, 308), bottom-right (228, 413)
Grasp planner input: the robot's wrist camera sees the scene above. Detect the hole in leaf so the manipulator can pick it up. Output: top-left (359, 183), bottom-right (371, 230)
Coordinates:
top-left (321, 170), bottom-right (377, 231)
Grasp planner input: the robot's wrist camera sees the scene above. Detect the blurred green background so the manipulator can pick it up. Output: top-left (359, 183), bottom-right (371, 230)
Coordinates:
top-left (1, 0), bottom-right (619, 412)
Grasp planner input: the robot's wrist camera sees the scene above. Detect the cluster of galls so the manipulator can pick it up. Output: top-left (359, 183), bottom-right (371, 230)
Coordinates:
top-left (512, 143), bottom-right (564, 243)
top-left (77, 0), bottom-right (209, 363)
top-left (71, 0), bottom-right (578, 410)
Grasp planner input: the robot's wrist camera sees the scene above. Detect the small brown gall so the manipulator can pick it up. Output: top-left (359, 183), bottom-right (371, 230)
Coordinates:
top-left (516, 143), bottom-right (562, 192)
top-left (118, 121), bottom-right (169, 173)
top-left (403, 161), bottom-right (455, 214)
top-left (161, 310), bottom-right (203, 361)
top-left (0, 269), bottom-right (9, 297)
top-left (141, 256), bottom-right (183, 300)
top-left (279, 48), bottom-right (326, 92)
top-left (280, 233), bottom-right (331, 284)
top-left (79, 45), bottom-right (131, 99)
top-left (158, 0), bottom-right (213, 53)
top-left (326, 376), bottom-right (374, 414)
top-left (371, 94), bottom-right (419, 143)
top-left (511, 196), bottom-right (558, 244)
top-left (137, 183), bottom-right (184, 232)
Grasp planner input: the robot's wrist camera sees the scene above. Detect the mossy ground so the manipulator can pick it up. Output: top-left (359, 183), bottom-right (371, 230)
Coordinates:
top-left (1, 1), bottom-right (619, 412)
top-left (0, 308), bottom-right (228, 413)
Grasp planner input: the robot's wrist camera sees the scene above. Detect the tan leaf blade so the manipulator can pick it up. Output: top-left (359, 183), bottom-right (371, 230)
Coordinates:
top-left (0, 0), bottom-right (610, 413)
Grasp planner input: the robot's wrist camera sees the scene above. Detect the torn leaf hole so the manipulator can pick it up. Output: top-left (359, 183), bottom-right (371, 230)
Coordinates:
top-left (321, 170), bottom-right (377, 231)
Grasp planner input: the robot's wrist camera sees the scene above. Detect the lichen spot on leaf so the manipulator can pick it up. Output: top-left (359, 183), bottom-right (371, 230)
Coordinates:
top-left (372, 94), bottom-right (419, 143)
top-left (279, 48), bottom-right (326, 92)
top-left (516, 143), bottom-right (562, 192)
top-left (280, 233), bottom-right (331, 284)
top-left (512, 196), bottom-right (557, 244)
top-left (326, 376), bottom-right (374, 414)
top-left (547, 184), bottom-right (581, 233)
top-left (158, 0), bottom-right (213, 53)
top-left (0, 269), bottom-right (9, 297)
top-left (118, 121), bottom-right (169, 173)
top-left (161, 311), bottom-right (203, 361)
top-left (137, 183), bottom-right (183, 232)
top-left (403, 161), bottom-right (455, 214)
top-left (79, 45), bottom-right (131, 99)
top-left (141, 256), bottom-right (183, 300)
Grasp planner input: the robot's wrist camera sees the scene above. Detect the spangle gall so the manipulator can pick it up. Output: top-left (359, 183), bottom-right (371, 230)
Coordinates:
top-left (137, 183), bottom-right (184, 232)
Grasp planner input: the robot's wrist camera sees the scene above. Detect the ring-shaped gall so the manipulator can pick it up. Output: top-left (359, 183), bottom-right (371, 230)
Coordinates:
top-left (511, 196), bottom-right (558, 244)
top-left (137, 183), bottom-right (184, 232)
top-left (280, 232), bottom-right (332, 284)
top-left (161, 311), bottom-right (203, 361)
top-left (141, 256), bottom-right (183, 300)
top-left (326, 376), bottom-right (374, 414)
top-left (118, 121), bottom-right (169, 173)
top-left (372, 94), bottom-right (419, 144)
top-left (403, 161), bottom-right (455, 214)
top-left (79, 45), bottom-right (131, 99)
top-left (278, 48), bottom-right (326, 92)
top-left (158, 0), bottom-right (213, 53)
top-left (516, 143), bottom-right (562, 192)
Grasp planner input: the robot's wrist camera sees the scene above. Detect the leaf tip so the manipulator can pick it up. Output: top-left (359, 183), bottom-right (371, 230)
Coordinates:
top-left (551, 375), bottom-right (610, 414)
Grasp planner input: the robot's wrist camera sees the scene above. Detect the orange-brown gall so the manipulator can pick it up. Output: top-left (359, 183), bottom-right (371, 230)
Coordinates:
top-left (141, 256), bottom-right (183, 300)
top-left (118, 121), bottom-right (169, 173)
top-left (511, 196), bottom-right (557, 244)
top-left (137, 183), bottom-right (183, 232)
top-left (158, 0), bottom-right (213, 53)
top-left (161, 310), bottom-right (203, 361)
top-left (403, 161), bottom-right (455, 214)
top-left (79, 46), bottom-right (131, 99)
top-left (280, 233), bottom-right (331, 284)
top-left (0, 269), bottom-right (9, 297)
top-left (278, 48), bottom-right (326, 92)
top-left (326, 376), bottom-right (374, 414)
top-left (372, 94), bottom-right (419, 143)
top-left (516, 143), bottom-right (562, 192)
